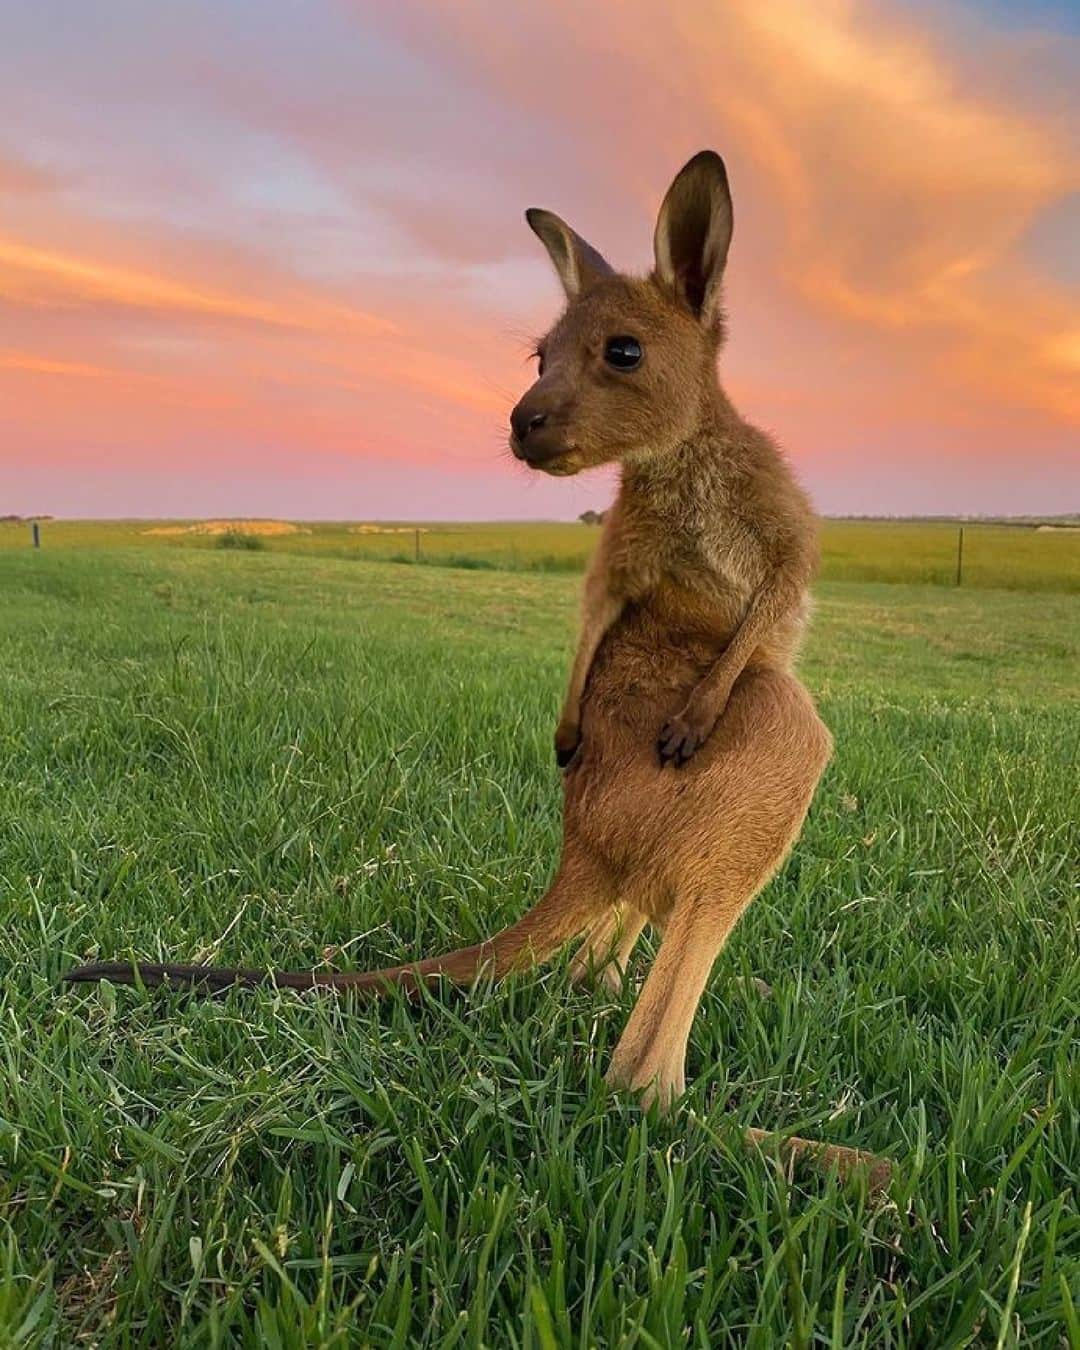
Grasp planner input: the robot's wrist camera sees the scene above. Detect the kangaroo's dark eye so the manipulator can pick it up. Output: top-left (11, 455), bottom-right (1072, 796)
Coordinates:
top-left (604, 336), bottom-right (642, 370)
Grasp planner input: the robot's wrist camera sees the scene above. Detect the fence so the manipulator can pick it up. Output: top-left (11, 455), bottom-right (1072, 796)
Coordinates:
top-left (4, 519), bottom-right (1078, 592)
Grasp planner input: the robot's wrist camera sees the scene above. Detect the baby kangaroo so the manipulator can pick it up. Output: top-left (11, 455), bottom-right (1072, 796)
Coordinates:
top-left (67, 152), bottom-right (831, 1111)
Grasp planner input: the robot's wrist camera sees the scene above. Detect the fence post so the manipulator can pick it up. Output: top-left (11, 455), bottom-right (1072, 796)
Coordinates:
top-left (955, 526), bottom-right (963, 586)
top-left (31, 521), bottom-right (40, 549)
top-left (415, 528), bottom-right (420, 562)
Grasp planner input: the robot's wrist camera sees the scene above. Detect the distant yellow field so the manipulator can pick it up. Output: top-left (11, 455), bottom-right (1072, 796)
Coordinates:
top-left (2, 517), bottom-right (1077, 591)
top-left (142, 520), bottom-right (310, 537)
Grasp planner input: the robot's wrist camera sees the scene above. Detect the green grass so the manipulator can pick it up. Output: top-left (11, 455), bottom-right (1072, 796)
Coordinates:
top-left (3, 516), bottom-right (1079, 591)
top-left (215, 531), bottom-right (267, 552)
top-left (1, 547), bottom-right (1078, 1346)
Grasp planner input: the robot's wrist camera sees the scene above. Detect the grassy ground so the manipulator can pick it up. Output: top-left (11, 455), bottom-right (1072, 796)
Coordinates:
top-left (1, 546), bottom-right (1077, 1346)
top-left (3, 517), bottom-right (1079, 592)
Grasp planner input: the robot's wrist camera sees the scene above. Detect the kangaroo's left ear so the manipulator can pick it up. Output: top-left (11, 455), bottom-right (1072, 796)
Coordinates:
top-left (526, 208), bottom-right (614, 300)
top-left (653, 151), bottom-right (733, 327)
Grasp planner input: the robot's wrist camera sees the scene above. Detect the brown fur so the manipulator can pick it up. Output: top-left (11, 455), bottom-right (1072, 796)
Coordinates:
top-left (66, 152), bottom-right (832, 1112)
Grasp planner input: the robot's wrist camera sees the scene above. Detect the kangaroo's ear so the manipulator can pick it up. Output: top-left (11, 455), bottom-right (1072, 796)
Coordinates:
top-left (526, 208), bottom-right (614, 300)
top-left (653, 151), bottom-right (733, 326)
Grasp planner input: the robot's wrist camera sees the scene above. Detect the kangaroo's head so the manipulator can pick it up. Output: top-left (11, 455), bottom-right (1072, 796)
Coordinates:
top-left (509, 151), bottom-right (733, 476)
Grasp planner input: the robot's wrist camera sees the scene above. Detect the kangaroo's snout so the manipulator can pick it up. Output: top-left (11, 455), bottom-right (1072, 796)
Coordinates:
top-left (509, 401), bottom-right (548, 448)
top-left (509, 388), bottom-right (573, 471)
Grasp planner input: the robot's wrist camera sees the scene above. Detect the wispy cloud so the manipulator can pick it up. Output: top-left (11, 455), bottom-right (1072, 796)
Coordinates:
top-left (0, 238), bottom-right (395, 335)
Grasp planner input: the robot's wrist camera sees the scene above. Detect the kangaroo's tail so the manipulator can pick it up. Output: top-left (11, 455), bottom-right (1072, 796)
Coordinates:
top-left (64, 860), bottom-right (602, 997)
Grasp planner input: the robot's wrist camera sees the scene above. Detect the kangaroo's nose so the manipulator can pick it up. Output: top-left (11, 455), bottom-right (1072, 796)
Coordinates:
top-left (510, 404), bottom-right (547, 444)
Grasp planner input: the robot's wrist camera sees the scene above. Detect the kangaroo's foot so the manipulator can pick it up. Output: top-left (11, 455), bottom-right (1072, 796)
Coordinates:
top-left (606, 1050), bottom-right (686, 1112)
top-left (569, 905), bottom-right (645, 992)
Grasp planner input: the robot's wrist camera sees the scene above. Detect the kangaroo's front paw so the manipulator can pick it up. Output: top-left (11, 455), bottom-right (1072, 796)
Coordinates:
top-left (657, 705), bottom-right (716, 766)
top-left (554, 720), bottom-right (581, 769)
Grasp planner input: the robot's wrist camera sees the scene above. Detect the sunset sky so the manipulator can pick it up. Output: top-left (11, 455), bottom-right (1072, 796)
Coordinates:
top-left (2, 0), bottom-right (1078, 519)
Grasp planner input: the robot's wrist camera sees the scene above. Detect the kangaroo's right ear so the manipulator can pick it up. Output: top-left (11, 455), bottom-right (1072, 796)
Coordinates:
top-left (526, 208), bottom-right (614, 300)
top-left (653, 151), bottom-right (733, 327)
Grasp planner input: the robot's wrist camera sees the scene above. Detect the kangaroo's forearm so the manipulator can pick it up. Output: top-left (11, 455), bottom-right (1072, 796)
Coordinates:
top-left (560, 591), bottom-right (623, 727)
top-left (657, 576), bottom-right (804, 765)
top-left (689, 571), bottom-right (807, 713)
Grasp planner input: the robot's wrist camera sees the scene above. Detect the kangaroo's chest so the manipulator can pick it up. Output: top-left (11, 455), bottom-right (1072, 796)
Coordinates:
top-left (606, 511), bottom-right (758, 636)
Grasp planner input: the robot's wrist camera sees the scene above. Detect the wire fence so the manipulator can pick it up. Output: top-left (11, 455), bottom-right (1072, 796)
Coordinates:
top-left (5, 518), bottom-right (1079, 593)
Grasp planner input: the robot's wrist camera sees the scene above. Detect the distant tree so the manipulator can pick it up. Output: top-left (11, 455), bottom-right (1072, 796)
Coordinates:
top-left (578, 510), bottom-right (605, 525)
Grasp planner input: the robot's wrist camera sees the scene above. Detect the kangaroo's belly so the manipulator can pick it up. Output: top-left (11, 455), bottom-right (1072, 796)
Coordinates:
top-left (561, 601), bottom-right (810, 889)
top-left (581, 581), bottom-right (807, 737)
top-left (582, 607), bottom-right (715, 736)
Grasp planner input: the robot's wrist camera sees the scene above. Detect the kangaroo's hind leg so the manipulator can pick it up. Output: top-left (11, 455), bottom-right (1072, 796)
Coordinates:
top-left (569, 904), bottom-right (647, 992)
top-left (605, 895), bottom-right (728, 1108)
top-left (605, 667), bottom-right (832, 1110)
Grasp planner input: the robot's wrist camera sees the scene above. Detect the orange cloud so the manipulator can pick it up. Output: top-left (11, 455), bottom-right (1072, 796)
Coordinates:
top-left (712, 0), bottom-right (1080, 422)
top-left (0, 352), bottom-right (119, 379)
top-left (0, 238), bottom-right (395, 336)
top-left (365, 0), bottom-right (1079, 437)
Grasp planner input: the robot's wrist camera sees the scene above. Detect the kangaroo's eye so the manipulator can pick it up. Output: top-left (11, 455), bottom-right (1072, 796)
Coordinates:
top-left (604, 336), bottom-right (642, 370)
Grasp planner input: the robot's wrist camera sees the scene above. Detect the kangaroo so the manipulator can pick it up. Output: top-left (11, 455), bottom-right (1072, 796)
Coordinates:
top-left (67, 152), bottom-right (832, 1112)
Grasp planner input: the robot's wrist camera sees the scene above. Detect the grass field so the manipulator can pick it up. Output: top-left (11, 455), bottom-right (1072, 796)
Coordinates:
top-left (1, 545), bottom-right (1078, 1346)
top-left (3, 516), bottom-right (1079, 592)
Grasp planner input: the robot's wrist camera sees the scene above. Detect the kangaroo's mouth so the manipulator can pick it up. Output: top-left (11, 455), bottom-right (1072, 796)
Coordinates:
top-left (536, 454), bottom-right (581, 476)
top-left (509, 435), bottom-right (582, 476)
